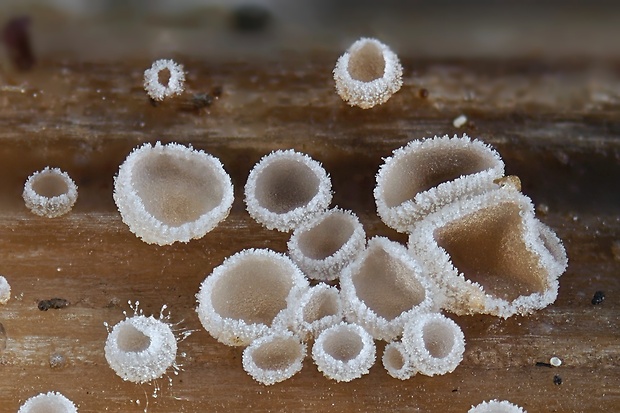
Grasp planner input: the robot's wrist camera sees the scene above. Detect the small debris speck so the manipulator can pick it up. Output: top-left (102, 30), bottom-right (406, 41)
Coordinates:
top-left (591, 291), bottom-right (605, 305)
top-left (38, 298), bottom-right (70, 311)
top-left (553, 375), bottom-right (562, 385)
top-left (419, 88), bottom-right (429, 99)
top-left (550, 356), bottom-right (562, 367)
top-left (49, 352), bottom-right (67, 369)
top-left (453, 114), bottom-right (468, 128)
top-left (536, 361), bottom-right (552, 368)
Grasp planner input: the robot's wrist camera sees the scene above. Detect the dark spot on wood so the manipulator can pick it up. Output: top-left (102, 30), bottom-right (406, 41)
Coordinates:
top-left (419, 88), bottom-right (429, 99)
top-left (0, 323), bottom-right (6, 352)
top-left (38, 298), bottom-right (70, 311)
top-left (211, 86), bottom-right (223, 98)
top-left (553, 375), bottom-right (562, 385)
top-left (536, 362), bottom-right (553, 368)
top-left (452, 388), bottom-right (458, 392)
top-left (1, 16), bottom-right (35, 71)
top-left (591, 290), bottom-right (605, 305)
top-left (232, 4), bottom-right (271, 32)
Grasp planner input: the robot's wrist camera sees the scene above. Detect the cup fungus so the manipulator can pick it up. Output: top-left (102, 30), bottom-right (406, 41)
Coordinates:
top-left (287, 208), bottom-right (365, 281)
top-left (382, 341), bottom-right (416, 380)
top-left (23, 167), bottom-right (78, 218)
top-left (244, 150), bottom-right (332, 232)
top-left (468, 399), bottom-right (527, 413)
top-left (375, 134), bottom-right (505, 232)
top-left (402, 313), bottom-right (465, 376)
top-left (17, 391), bottom-right (78, 413)
top-left (104, 313), bottom-right (178, 384)
top-left (333, 37), bottom-right (403, 109)
top-left (0, 275), bottom-right (10, 304)
top-left (287, 283), bottom-right (344, 340)
top-left (242, 330), bottom-right (307, 385)
top-left (312, 322), bottom-right (376, 382)
top-left (340, 237), bottom-right (436, 341)
top-left (408, 186), bottom-right (567, 318)
top-left (196, 248), bottom-right (309, 346)
top-left (113, 142), bottom-right (234, 245)
top-left (143, 58), bottom-right (185, 101)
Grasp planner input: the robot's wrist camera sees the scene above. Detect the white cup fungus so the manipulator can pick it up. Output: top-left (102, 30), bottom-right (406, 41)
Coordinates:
top-left (375, 134), bottom-right (505, 232)
top-left (143, 58), bottom-right (185, 101)
top-left (287, 283), bottom-right (344, 340)
top-left (287, 208), bottom-right (365, 281)
top-left (382, 341), bottom-right (416, 380)
top-left (312, 322), bottom-right (376, 382)
top-left (245, 149), bottom-right (332, 232)
top-left (242, 330), bottom-right (306, 385)
top-left (23, 167), bottom-right (78, 218)
top-left (18, 391), bottom-right (78, 413)
top-left (402, 313), bottom-right (465, 376)
top-left (333, 37), bottom-right (403, 109)
top-left (340, 236), bottom-right (436, 341)
top-left (196, 248), bottom-right (309, 346)
top-left (0, 275), bottom-right (10, 304)
top-left (113, 142), bottom-right (234, 245)
top-left (468, 399), bottom-right (527, 413)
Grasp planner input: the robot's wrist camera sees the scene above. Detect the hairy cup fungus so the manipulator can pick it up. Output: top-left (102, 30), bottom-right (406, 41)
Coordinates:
top-left (196, 249), bottom-right (309, 346)
top-left (312, 322), bottom-right (376, 382)
top-left (143, 58), bottom-right (185, 101)
top-left (242, 330), bottom-right (306, 385)
top-left (340, 237), bottom-right (436, 341)
top-left (402, 313), bottom-right (465, 376)
top-left (245, 150), bottom-right (332, 232)
top-left (23, 167), bottom-right (78, 218)
top-left (0, 275), bottom-right (10, 304)
top-left (114, 142), bottom-right (234, 245)
top-left (375, 134), bottom-right (504, 232)
top-left (18, 391), bottom-right (78, 413)
top-left (382, 341), bottom-right (416, 380)
top-left (468, 399), bottom-right (527, 413)
top-left (333, 37), bottom-right (403, 109)
top-left (287, 208), bottom-right (365, 281)
top-left (408, 186), bottom-right (567, 317)
top-left (287, 283), bottom-right (343, 340)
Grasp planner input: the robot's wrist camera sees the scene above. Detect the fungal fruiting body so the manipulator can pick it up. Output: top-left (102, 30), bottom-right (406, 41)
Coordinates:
top-left (242, 330), bottom-right (306, 385)
top-left (104, 313), bottom-right (177, 384)
top-left (468, 400), bottom-right (527, 413)
top-left (0, 275), bottom-right (10, 304)
top-left (340, 237), bottom-right (436, 341)
top-left (375, 134), bottom-right (504, 232)
top-left (286, 283), bottom-right (344, 340)
top-left (113, 142), bottom-right (234, 245)
top-left (401, 313), bottom-right (465, 376)
top-left (23, 167), bottom-right (78, 218)
top-left (244, 150), bottom-right (332, 232)
top-left (17, 391), bottom-right (78, 413)
top-left (333, 37), bottom-right (403, 109)
top-left (312, 322), bottom-right (376, 382)
top-left (143, 58), bottom-right (185, 101)
top-left (287, 208), bottom-right (365, 281)
top-left (196, 249), bottom-right (309, 346)
top-left (382, 341), bottom-right (416, 380)
top-left (408, 186), bottom-right (567, 318)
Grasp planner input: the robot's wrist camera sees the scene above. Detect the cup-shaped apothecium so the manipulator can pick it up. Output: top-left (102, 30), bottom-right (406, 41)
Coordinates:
top-left (382, 341), bottom-right (416, 380)
top-left (409, 186), bottom-right (568, 318)
top-left (23, 167), bottom-right (78, 218)
top-left (114, 142), bottom-right (234, 245)
top-left (340, 236), bottom-right (436, 341)
top-left (286, 283), bottom-right (343, 340)
top-left (333, 37), bottom-right (403, 109)
top-left (17, 391), bottom-right (78, 413)
top-left (375, 134), bottom-right (505, 232)
top-left (468, 400), bottom-right (527, 413)
top-left (196, 249), bottom-right (309, 346)
top-left (245, 150), bottom-right (332, 232)
top-left (288, 208), bottom-right (365, 281)
top-left (143, 58), bottom-right (185, 101)
top-left (242, 330), bottom-right (306, 385)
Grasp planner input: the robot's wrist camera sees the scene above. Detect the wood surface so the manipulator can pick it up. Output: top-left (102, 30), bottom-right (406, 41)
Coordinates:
top-left (0, 50), bottom-right (619, 413)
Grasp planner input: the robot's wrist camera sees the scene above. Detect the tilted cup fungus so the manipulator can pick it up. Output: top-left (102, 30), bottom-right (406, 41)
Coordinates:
top-left (196, 249), bottom-right (309, 346)
top-left (17, 391), bottom-right (78, 413)
top-left (382, 341), bottom-right (416, 380)
top-left (23, 167), bottom-right (78, 218)
top-left (333, 37), bottom-right (403, 109)
top-left (468, 399), bottom-right (527, 413)
top-left (408, 186), bottom-right (568, 318)
top-left (286, 283), bottom-right (344, 340)
top-left (402, 312), bottom-right (465, 376)
top-left (242, 330), bottom-right (307, 385)
top-left (375, 134), bottom-right (504, 232)
top-left (287, 208), bottom-right (366, 281)
top-left (340, 236), bottom-right (436, 341)
top-left (312, 322), bottom-right (376, 382)
top-left (114, 142), bottom-right (234, 245)
top-left (245, 150), bottom-right (332, 232)
top-left (143, 58), bottom-right (185, 101)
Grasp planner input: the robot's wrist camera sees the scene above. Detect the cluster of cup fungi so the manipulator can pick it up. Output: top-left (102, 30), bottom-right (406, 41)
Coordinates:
top-left (9, 38), bottom-right (567, 412)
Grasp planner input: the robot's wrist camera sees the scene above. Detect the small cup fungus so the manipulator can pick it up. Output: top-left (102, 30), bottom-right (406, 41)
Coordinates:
top-left (312, 322), bottom-right (376, 382)
top-left (23, 167), bottom-right (78, 218)
top-left (196, 248), bottom-right (309, 346)
top-left (242, 330), bottom-right (306, 385)
top-left (0, 275), bottom-right (10, 304)
top-left (468, 399), bottom-right (527, 413)
top-left (287, 208), bottom-right (365, 281)
top-left (382, 341), bottom-right (416, 380)
top-left (287, 283), bottom-right (344, 340)
top-left (113, 142), bottom-right (234, 245)
top-left (17, 391), bottom-right (78, 413)
top-left (340, 237), bottom-right (436, 341)
top-left (244, 150), bottom-right (332, 232)
top-left (143, 58), bottom-right (185, 101)
top-left (402, 313), bottom-right (465, 376)
top-left (333, 37), bottom-right (403, 109)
